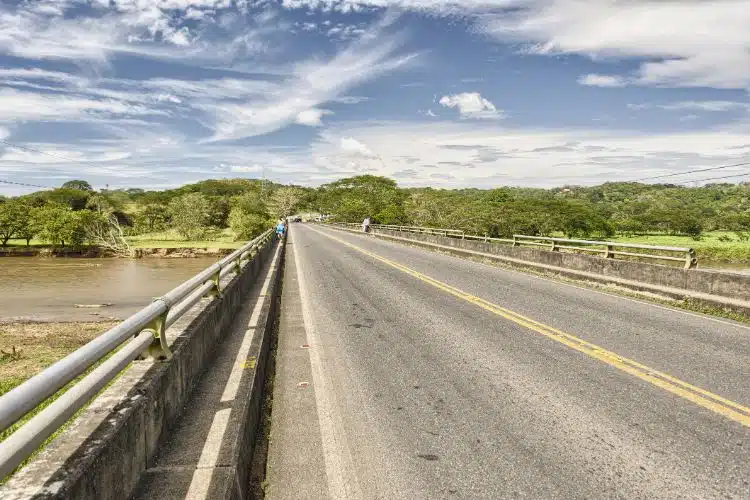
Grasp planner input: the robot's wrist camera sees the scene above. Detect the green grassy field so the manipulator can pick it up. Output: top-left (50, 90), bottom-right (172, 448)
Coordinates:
top-left (0, 321), bottom-right (118, 482)
top-left (126, 229), bottom-right (242, 249)
top-left (4, 229), bottom-right (244, 250)
top-left (610, 232), bottom-right (750, 263)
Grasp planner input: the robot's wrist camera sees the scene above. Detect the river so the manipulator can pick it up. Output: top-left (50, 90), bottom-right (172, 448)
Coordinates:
top-left (0, 257), bottom-right (221, 322)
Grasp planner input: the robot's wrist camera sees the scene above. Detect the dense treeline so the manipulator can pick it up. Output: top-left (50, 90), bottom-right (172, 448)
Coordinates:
top-left (0, 179), bottom-right (309, 249)
top-left (3, 175), bottom-right (750, 250)
top-left (309, 175), bottom-right (750, 241)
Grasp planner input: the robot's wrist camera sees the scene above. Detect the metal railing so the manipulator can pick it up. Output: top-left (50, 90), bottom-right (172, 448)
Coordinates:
top-left (325, 222), bottom-right (697, 269)
top-left (510, 235), bottom-right (697, 269)
top-left (0, 229), bottom-right (274, 480)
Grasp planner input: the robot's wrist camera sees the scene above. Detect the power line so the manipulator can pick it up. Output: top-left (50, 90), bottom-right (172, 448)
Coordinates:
top-left (675, 171), bottom-right (750, 185)
top-left (0, 179), bottom-right (51, 189)
top-left (634, 160), bottom-right (750, 182)
top-left (0, 139), bottom-right (100, 165)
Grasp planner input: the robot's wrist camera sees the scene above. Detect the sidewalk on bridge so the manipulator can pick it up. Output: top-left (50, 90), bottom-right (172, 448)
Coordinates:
top-left (264, 240), bottom-right (330, 500)
top-left (132, 243), bottom-right (282, 500)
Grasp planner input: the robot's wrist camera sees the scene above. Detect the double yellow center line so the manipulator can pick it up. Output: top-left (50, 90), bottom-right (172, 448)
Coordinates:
top-left (311, 227), bottom-right (750, 428)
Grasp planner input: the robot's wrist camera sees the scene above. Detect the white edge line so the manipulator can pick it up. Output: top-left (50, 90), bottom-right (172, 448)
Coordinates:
top-left (292, 229), bottom-right (362, 500)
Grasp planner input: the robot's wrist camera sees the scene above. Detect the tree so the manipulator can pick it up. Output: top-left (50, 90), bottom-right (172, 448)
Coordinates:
top-left (0, 199), bottom-right (32, 246)
top-left (85, 213), bottom-right (131, 256)
top-left (136, 204), bottom-right (170, 233)
top-left (269, 187), bottom-right (306, 219)
top-left (45, 188), bottom-right (91, 210)
top-left (31, 206), bottom-right (77, 248)
top-left (168, 193), bottom-right (211, 240)
top-left (228, 208), bottom-right (269, 240)
top-left (62, 180), bottom-right (93, 191)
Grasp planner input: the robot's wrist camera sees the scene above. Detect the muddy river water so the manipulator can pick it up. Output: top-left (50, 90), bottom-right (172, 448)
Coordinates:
top-left (0, 257), bottom-right (221, 322)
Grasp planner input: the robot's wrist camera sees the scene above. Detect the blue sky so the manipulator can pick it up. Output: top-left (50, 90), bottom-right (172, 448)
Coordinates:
top-left (1, 0), bottom-right (749, 194)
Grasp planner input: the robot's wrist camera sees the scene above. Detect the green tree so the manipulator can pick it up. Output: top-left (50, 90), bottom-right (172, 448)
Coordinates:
top-left (136, 204), bottom-right (170, 233)
top-left (168, 193), bottom-right (211, 240)
top-left (31, 206), bottom-right (77, 248)
top-left (61, 180), bottom-right (93, 191)
top-left (228, 208), bottom-right (269, 240)
top-left (0, 199), bottom-right (32, 246)
top-left (269, 187), bottom-right (306, 218)
top-left (45, 188), bottom-right (91, 210)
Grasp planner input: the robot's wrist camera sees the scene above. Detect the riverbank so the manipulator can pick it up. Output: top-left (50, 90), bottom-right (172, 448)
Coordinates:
top-left (0, 321), bottom-right (117, 396)
top-left (0, 246), bottom-right (237, 258)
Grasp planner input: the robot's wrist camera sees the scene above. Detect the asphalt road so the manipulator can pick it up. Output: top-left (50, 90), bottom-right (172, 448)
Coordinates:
top-left (271, 223), bottom-right (750, 499)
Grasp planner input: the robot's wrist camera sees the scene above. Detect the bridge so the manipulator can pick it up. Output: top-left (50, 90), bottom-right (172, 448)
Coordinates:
top-left (1, 224), bottom-right (748, 499)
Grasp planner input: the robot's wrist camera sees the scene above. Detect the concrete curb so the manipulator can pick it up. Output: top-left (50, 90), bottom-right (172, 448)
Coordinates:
top-left (327, 225), bottom-right (750, 318)
top-left (0, 238), bottom-right (281, 500)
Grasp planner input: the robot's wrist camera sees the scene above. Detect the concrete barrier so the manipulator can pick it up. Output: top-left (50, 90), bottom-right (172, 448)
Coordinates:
top-left (0, 238), bottom-right (283, 499)
top-left (332, 225), bottom-right (750, 316)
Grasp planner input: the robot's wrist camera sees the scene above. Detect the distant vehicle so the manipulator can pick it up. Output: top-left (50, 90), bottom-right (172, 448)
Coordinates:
top-left (291, 216), bottom-right (302, 223)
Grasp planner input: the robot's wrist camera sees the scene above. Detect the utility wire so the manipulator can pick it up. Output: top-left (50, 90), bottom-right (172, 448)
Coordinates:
top-left (0, 179), bottom-right (52, 189)
top-left (675, 171), bottom-right (750, 185)
top-left (634, 160), bottom-right (750, 182)
top-left (0, 138), bottom-right (100, 165)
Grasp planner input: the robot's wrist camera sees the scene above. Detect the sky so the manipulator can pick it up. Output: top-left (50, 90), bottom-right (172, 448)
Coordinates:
top-left (1, 0), bottom-right (750, 194)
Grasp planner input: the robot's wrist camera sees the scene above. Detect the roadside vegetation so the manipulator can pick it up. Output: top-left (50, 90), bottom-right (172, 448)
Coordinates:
top-left (3, 175), bottom-right (750, 262)
top-left (0, 179), bottom-right (307, 255)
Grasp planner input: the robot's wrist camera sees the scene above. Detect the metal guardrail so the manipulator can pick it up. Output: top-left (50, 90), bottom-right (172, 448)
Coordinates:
top-left (0, 229), bottom-right (274, 480)
top-left (325, 222), bottom-right (697, 269)
top-left (510, 235), bottom-right (697, 269)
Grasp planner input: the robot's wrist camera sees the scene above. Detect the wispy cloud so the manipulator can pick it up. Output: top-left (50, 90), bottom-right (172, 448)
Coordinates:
top-left (578, 74), bottom-right (627, 88)
top-left (205, 18), bottom-right (419, 141)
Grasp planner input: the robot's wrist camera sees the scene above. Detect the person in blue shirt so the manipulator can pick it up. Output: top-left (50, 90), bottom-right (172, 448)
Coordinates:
top-left (275, 221), bottom-right (286, 239)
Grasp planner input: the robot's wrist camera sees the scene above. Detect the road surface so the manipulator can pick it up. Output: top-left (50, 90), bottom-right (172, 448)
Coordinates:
top-left (266, 224), bottom-right (749, 499)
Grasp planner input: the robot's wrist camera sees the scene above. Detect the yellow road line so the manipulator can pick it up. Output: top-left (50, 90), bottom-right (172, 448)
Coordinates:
top-left (310, 227), bottom-right (750, 428)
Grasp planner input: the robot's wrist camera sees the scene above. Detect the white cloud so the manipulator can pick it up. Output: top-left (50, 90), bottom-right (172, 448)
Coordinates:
top-left (307, 119), bottom-right (750, 187)
top-left (228, 164), bottom-right (262, 173)
top-left (439, 92), bottom-right (503, 119)
top-left (206, 19), bottom-right (419, 141)
top-left (0, 88), bottom-right (169, 121)
top-left (577, 74), bottom-right (626, 88)
top-left (156, 94), bottom-right (183, 104)
top-left (0, 126), bottom-right (9, 140)
top-left (340, 136), bottom-right (377, 158)
top-left (629, 101), bottom-right (750, 112)
top-left (295, 108), bottom-right (332, 126)
top-left (483, 0), bottom-right (750, 89)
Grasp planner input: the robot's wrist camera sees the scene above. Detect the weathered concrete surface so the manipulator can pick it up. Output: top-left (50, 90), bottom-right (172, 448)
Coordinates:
top-left (336, 226), bottom-right (750, 316)
top-left (133, 242), bottom-right (284, 500)
top-left (0, 238), bottom-right (279, 500)
top-left (264, 241), bottom-right (329, 500)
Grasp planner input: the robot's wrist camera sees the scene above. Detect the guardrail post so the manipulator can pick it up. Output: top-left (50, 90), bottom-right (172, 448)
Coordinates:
top-left (685, 249), bottom-right (698, 269)
top-left (550, 240), bottom-right (558, 252)
top-left (137, 304), bottom-right (171, 361)
top-left (484, 233), bottom-right (488, 242)
top-left (605, 244), bottom-right (614, 259)
top-left (512, 235), bottom-right (518, 247)
top-left (205, 267), bottom-right (223, 298)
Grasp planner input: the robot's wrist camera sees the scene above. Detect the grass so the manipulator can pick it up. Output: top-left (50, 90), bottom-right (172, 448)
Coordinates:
top-left (126, 228), bottom-right (242, 249)
top-left (0, 321), bottom-right (118, 483)
top-left (610, 232), bottom-right (750, 263)
top-left (4, 229), bottom-right (244, 251)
